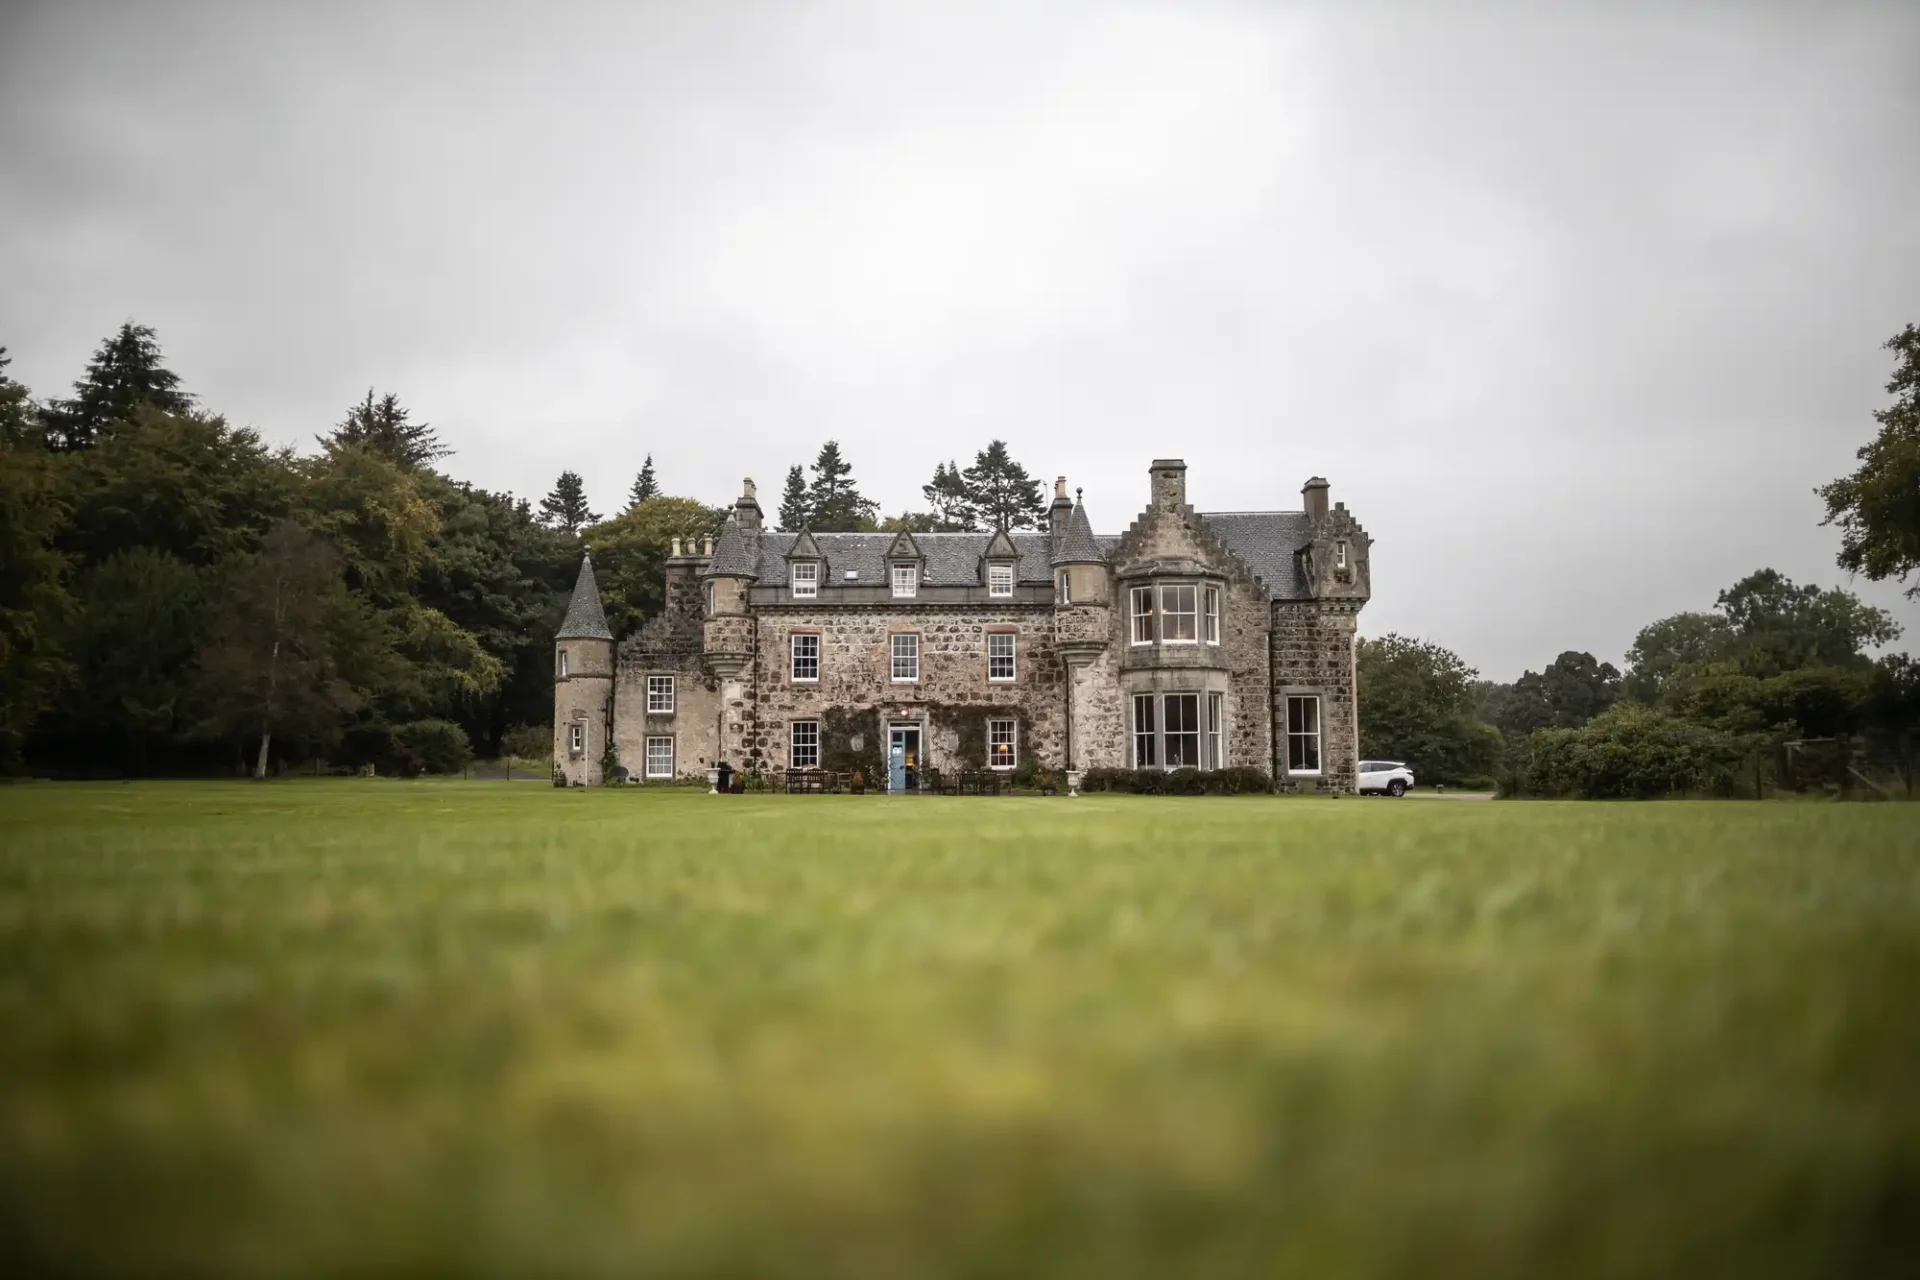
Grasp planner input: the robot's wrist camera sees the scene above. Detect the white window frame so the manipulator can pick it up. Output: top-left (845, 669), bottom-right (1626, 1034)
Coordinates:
top-left (1286, 695), bottom-right (1322, 775)
top-left (568, 721), bottom-right (584, 755)
top-left (1131, 693), bottom-right (1155, 767)
top-left (1164, 693), bottom-right (1200, 768)
top-left (1336, 541), bottom-right (1348, 570)
top-left (1203, 586), bottom-right (1220, 645)
top-left (987, 563), bottom-right (1014, 597)
top-left (646, 675), bottom-right (675, 715)
top-left (891, 563), bottom-right (918, 598)
top-left (1129, 586), bottom-right (1155, 645)
top-left (890, 633), bottom-right (919, 682)
top-left (987, 718), bottom-right (1017, 770)
top-left (1207, 692), bottom-right (1224, 770)
top-left (789, 720), bottom-right (820, 770)
top-left (644, 736), bottom-right (674, 779)
top-left (789, 632), bottom-right (819, 683)
top-left (987, 632), bottom-right (1016, 682)
top-left (1056, 570), bottom-right (1071, 605)
top-left (1159, 583), bottom-right (1198, 644)
top-left (790, 561), bottom-right (819, 598)
top-left (703, 581), bottom-right (715, 616)
top-left (558, 649), bottom-right (569, 678)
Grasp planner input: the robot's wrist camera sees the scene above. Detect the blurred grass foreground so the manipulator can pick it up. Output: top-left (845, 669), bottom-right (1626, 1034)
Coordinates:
top-left (1, 782), bottom-right (1916, 1277)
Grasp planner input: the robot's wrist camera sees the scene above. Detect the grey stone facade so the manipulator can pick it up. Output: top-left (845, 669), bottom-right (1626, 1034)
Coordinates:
top-left (555, 460), bottom-right (1372, 790)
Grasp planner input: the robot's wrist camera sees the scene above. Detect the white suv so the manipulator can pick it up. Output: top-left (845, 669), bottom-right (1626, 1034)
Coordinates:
top-left (1358, 760), bottom-right (1415, 796)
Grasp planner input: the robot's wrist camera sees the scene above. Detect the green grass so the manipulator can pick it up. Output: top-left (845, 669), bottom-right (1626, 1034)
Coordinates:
top-left (1, 784), bottom-right (1916, 1277)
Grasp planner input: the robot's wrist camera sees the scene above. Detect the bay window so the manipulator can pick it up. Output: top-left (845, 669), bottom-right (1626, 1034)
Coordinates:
top-left (1203, 586), bottom-right (1220, 644)
top-left (1164, 694), bottom-right (1200, 767)
top-left (1207, 692), bottom-right (1224, 770)
top-left (1159, 584), bottom-right (1197, 643)
top-left (1130, 586), bottom-right (1155, 644)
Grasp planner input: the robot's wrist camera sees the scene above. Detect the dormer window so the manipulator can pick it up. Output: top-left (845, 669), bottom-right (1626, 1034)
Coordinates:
top-left (988, 563), bottom-right (1014, 597)
top-left (892, 563), bottom-right (918, 598)
top-left (791, 562), bottom-right (819, 598)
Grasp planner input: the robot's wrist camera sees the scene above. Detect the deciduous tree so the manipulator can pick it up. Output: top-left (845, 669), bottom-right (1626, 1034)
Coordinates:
top-left (1821, 323), bottom-right (1920, 597)
top-left (1357, 633), bottom-right (1501, 786)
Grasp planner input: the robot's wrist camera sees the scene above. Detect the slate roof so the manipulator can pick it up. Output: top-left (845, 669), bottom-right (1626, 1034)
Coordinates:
top-left (705, 514), bottom-right (759, 577)
top-left (1052, 501), bottom-right (1105, 564)
top-left (749, 531), bottom-right (1060, 586)
top-left (1195, 511), bottom-right (1314, 599)
top-left (556, 553), bottom-right (613, 640)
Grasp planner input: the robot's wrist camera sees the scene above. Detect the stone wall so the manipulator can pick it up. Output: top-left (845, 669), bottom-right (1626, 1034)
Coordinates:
top-left (552, 636), bottom-right (613, 786)
top-left (745, 605), bottom-right (1067, 774)
top-left (1270, 600), bottom-right (1360, 791)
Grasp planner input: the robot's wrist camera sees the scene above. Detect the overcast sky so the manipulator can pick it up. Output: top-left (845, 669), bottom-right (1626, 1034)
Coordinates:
top-left (3, 1), bottom-right (1916, 678)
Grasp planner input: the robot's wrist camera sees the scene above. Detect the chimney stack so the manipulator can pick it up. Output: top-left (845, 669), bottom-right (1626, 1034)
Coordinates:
top-left (1049, 474), bottom-right (1074, 539)
top-left (735, 477), bottom-right (762, 535)
top-left (1149, 459), bottom-right (1187, 512)
top-left (1303, 477), bottom-right (1329, 521)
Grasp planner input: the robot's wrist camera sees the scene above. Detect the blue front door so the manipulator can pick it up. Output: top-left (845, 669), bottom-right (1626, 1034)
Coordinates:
top-left (888, 725), bottom-right (920, 793)
top-left (888, 740), bottom-right (906, 793)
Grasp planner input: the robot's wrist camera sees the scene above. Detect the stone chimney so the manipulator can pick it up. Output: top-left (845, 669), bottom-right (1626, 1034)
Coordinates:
top-left (1049, 475), bottom-right (1074, 542)
top-left (1149, 459), bottom-right (1187, 512)
top-left (1303, 476), bottom-right (1329, 521)
top-left (735, 477), bottom-right (762, 536)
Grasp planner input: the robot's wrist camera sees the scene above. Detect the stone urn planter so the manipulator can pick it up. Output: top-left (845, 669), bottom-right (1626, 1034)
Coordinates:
top-left (707, 766), bottom-right (721, 795)
top-left (1066, 769), bottom-right (1084, 797)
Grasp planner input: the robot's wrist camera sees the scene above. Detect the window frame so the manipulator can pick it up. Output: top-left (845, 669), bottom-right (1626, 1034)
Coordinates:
top-left (1129, 586), bottom-right (1155, 645)
top-left (568, 721), bottom-right (584, 755)
top-left (646, 674), bottom-right (675, 715)
top-left (644, 736), bottom-right (674, 779)
top-left (789, 632), bottom-right (820, 683)
top-left (1164, 693), bottom-right (1201, 768)
top-left (1203, 586), bottom-right (1220, 645)
top-left (1336, 541), bottom-right (1348, 570)
top-left (558, 649), bottom-right (569, 679)
top-left (987, 563), bottom-right (1014, 598)
top-left (891, 563), bottom-right (918, 598)
top-left (1207, 692), bottom-right (1224, 770)
top-left (987, 718), bottom-right (1017, 770)
top-left (703, 580), bottom-right (716, 616)
top-left (790, 561), bottom-right (819, 598)
top-left (1286, 694), bottom-right (1322, 775)
top-left (987, 631), bottom-right (1016, 682)
top-left (1131, 693), bottom-right (1156, 767)
top-left (890, 632), bottom-right (919, 683)
top-left (1159, 583), bottom-right (1198, 644)
top-left (789, 720), bottom-right (821, 770)
top-left (1056, 570), bottom-right (1071, 605)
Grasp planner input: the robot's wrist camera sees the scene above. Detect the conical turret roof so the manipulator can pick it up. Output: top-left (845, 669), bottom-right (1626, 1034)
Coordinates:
top-left (556, 552), bottom-right (613, 640)
top-left (1052, 499), bottom-right (1105, 564)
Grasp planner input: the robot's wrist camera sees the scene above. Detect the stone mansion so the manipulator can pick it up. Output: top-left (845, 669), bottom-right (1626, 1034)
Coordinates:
top-left (553, 459), bottom-right (1372, 790)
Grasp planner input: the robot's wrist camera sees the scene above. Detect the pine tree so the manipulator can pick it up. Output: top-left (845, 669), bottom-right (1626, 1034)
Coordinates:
top-left (322, 390), bottom-right (449, 467)
top-left (805, 440), bottom-right (878, 532)
top-left (538, 470), bottom-right (599, 535)
top-left (43, 322), bottom-right (193, 451)
top-left (0, 347), bottom-right (42, 449)
top-left (627, 454), bottom-right (658, 508)
top-left (777, 464), bottom-right (810, 531)
top-left (961, 440), bottom-right (1045, 530)
top-left (921, 460), bottom-right (977, 531)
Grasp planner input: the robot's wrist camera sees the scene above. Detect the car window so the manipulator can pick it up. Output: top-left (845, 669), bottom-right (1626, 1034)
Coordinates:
top-left (1360, 761), bottom-right (1379, 772)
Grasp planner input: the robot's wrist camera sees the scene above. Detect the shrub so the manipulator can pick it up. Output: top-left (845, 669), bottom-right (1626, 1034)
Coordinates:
top-left (500, 723), bottom-right (550, 761)
top-left (1523, 704), bottom-right (1752, 799)
top-left (392, 719), bottom-right (474, 777)
top-left (1079, 766), bottom-right (1271, 795)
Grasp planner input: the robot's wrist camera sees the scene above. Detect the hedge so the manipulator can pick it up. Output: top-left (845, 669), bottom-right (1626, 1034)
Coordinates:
top-left (1079, 766), bottom-right (1271, 795)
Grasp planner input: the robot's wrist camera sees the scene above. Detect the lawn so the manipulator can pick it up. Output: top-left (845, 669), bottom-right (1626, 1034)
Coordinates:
top-left (1, 784), bottom-right (1916, 1277)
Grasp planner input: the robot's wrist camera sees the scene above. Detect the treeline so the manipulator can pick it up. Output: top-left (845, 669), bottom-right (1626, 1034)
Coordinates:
top-left (774, 439), bottom-right (1052, 533)
top-left (1358, 324), bottom-right (1920, 798)
top-left (0, 325), bottom-right (724, 777)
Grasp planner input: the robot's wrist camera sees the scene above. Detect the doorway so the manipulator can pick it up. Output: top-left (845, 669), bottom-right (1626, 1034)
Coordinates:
top-left (888, 723), bottom-right (923, 793)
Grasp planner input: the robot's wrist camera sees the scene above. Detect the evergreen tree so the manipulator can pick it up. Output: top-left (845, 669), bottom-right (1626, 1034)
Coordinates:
top-left (1, 347), bottom-right (43, 449)
top-left (627, 454), bottom-right (659, 508)
top-left (960, 440), bottom-right (1045, 530)
top-left (777, 464), bottom-right (810, 531)
top-left (43, 323), bottom-right (192, 451)
top-left (323, 390), bottom-right (449, 468)
top-left (921, 460), bottom-right (978, 531)
top-left (805, 440), bottom-right (878, 532)
top-left (538, 470), bottom-right (599, 535)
